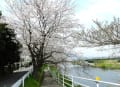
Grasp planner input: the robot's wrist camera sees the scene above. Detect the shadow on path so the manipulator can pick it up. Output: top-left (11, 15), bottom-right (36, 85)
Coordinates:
top-left (0, 71), bottom-right (27, 87)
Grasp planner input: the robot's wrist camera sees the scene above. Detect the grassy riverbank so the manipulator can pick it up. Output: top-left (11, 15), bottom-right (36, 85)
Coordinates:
top-left (90, 59), bottom-right (120, 69)
top-left (73, 58), bottom-right (120, 69)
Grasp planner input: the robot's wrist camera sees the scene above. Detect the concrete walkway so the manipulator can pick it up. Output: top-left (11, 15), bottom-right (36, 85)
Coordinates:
top-left (41, 71), bottom-right (61, 87)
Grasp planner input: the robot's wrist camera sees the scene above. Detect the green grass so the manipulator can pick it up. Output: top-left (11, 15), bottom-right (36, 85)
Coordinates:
top-left (20, 64), bottom-right (47, 87)
top-left (93, 60), bottom-right (120, 69)
top-left (38, 64), bottom-right (47, 86)
top-left (20, 75), bottom-right (39, 87)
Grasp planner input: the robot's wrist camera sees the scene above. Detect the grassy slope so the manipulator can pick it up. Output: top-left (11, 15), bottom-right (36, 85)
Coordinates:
top-left (93, 60), bottom-right (120, 69)
top-left (22, 75), bottom-right (39, 87)
top-left (20, 64), bottom-right (47, 87)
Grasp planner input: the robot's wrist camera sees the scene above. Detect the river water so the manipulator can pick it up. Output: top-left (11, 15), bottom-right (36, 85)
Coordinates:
top-left (60, 65), bottom-right (120, 87)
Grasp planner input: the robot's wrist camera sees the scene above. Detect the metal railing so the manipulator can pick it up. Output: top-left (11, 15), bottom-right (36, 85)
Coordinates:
top-left (51, 72), bottom-right (120, 87)
top-left (11, 66), bottom-right (33, 87)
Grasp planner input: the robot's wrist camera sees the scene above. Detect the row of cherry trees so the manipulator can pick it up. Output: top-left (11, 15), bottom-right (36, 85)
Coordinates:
top-left (2, 0), bottom-right (120, 81)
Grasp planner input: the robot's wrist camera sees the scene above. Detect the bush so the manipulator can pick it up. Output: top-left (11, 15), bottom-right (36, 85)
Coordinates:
top-left (0, 12), bottom-right (22, 74)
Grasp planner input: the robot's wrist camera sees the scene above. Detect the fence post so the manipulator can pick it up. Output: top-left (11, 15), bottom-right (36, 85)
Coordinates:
top-left (22, 77), bottom-right (24, 87)
top-left (63, 73), bottom-right (64, 87)
top-left (95, 76), bottom-right (100, 87)
top-left (48, 65), bottom-right (50, 71)
top-left (72, 75), bottom-right (74, 87)
top-left (58, 73), bottom-right (59, 84)
top-left (27, 72), bottom-right (30, 78)
top-left (96, 82), bottom-right (99, 87)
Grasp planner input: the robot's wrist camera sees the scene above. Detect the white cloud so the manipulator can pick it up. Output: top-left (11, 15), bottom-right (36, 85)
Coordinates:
top-left (76, 0), bottom-right (120, 28)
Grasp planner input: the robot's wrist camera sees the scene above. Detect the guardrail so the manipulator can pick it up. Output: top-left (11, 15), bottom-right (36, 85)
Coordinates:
top-left (51, 71), bottom-right (120, 87)
top-left (11, 66), bottom-right (33, 87)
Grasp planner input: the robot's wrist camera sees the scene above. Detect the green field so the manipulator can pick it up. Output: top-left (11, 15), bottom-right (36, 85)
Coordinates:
top-left (88, 59), bottom-right (120, 69)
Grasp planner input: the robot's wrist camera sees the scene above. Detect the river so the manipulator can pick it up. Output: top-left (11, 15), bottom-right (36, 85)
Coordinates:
top-left (60, 65), bottom-right (120, 87)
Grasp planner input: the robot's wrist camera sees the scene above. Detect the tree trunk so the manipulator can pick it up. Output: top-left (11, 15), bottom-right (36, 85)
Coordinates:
top-left (32, 63), bottom-right (43, 81)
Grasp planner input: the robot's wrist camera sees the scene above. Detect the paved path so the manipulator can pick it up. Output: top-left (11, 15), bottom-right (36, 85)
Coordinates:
top-left (41, 71), bottom-right (61, 87)
top-left (0, 71), bottom-right (27, 87)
